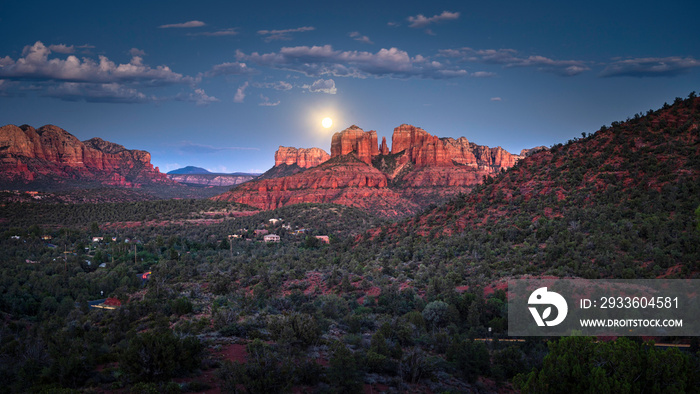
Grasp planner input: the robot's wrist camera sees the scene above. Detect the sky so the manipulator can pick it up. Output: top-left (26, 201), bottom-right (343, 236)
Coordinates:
top-left (1, 0), bottom-right (699, 174)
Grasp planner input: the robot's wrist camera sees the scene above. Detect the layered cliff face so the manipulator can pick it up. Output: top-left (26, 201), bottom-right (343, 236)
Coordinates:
top-left (214, 154), bottom-right (421, 217)
top-left (391, 124), bottom-right (520, 169)
top-left (0, 124), bottom-right (172, 187)
top-left (274, 146), bottom-right (330, 168)
top-left (330, 125), bottom-right (379, 165)
top-left (215, 123), bottom-right (529, 217)
top-left (167, 174), bottom-right (256, 187)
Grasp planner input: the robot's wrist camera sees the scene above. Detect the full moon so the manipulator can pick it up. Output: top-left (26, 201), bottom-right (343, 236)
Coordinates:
top-left (322, 117), bottom-right (333, 128)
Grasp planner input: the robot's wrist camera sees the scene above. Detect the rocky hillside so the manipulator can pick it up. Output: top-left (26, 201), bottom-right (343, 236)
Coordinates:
top-left (0, 124), bottom-right (173, 188)
top-left (359, 94), bottom-right (700, 279)
top-left (214, 124), bottom-right (528, 216)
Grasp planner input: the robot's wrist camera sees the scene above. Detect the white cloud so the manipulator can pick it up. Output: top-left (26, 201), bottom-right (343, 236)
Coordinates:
top-left (437, 69), bottom-right (469, 77)
top-left (234, 81), bottom-right (248, 103)
top-left (236, 45), bottom-right (469, 80)
top-left (254, 81), bottom-right (293, 90)
top-left (178, 88), bottom-right (219, 106)
top-left (490, 97), bottom-right (502, 101)
top-left (472, 71), bottom-right (497, 78)
top-left (205, 62), bottom-right (255, 77)
top-left (189, 28), bottom-right (239, 37)
top-left (129, 48), bottom-right (146, 57)
top-left (407, 11), bottom-right (460, 29)
top-left (258, 94), bottom-right (280, 106)
top-left (44, 82), bottom-right (154, 103)
top-left (439, 47), bottom-right (590, 76)
top-left (599, 57), bottom-right (700, 77)
top-left (159, 20), bottom-right (206, 29)
top-left (349, 31), bottom-right (373, 44)
top-left (257, 26), bottom-right (315, 42)
top-left (304, 78), bottom-right (337, 94)
top-left (0, 41), bottom-right (196, 85)
top-left (48, 44), bottom-right (74, 54)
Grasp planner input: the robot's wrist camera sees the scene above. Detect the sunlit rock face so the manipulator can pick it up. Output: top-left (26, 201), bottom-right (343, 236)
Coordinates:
top-left (213, 123), bottom-right (526, 217)
top-left (274, 146), bottom-right (330, 168)
top-left (391, 124), bottom-right (520, 169)
top-left (330, 125), bottom-right (378, 165)
top-left (0, 124), bottom-right (172, 186)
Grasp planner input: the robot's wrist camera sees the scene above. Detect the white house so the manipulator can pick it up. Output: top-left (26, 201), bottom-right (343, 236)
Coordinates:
top-left (263, 234), bottom-right (280, 243)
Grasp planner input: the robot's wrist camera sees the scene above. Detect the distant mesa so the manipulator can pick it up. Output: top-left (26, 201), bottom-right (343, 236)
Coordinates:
top-left (214, 123), bottom-right (538, 217)
top-left (167, 166), bottom-right (212, 175)
top-left (166, 166), bottom-right (260, 187)
top-left (0, 124), bottom-right (173, 187)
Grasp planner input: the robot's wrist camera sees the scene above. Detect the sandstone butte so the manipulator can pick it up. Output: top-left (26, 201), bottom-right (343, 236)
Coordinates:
top-left (215, 124), bottom-right (544, 217)
top-left (0, 124), bottom-right (173, 187)
top-left (275, 146), bottom-right (330, 168)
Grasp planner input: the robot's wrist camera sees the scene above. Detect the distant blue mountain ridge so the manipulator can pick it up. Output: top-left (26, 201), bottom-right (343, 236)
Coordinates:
top-left (167, 166), bottom-right (211, 175)
top-left (167, 166), bottom-right (260, 176)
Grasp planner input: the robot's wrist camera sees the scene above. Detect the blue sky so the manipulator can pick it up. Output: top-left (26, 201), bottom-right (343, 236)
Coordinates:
top-left (1, 0), bottom-right (699, 173)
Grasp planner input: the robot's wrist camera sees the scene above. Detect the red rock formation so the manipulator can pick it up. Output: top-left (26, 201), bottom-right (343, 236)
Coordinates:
top-left (274, 146), bottom-right (330, 168)
top-left (519, 146), bottom-right (549, 157)
top-left (391, 124), bottom-right (433, 157)
top-left (379, 137), bottom-right (390, 156)
top-left (330, 125), bottom-right (379, 164)
top-left (0, 124), bottom-right (172, 186)
top-left (213, 123), bottom-right (527, 217)
top-left (390, 124), bottom-right (520, 170)
top-left (214, 154), bottom-right (421, 217)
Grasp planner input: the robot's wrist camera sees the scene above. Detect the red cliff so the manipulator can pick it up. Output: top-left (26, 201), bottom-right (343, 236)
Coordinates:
top-left (390, 124), bottom-right (520, 170)
top-left (214, 123), bottom-right (526, 217)
top-left (214, 154), bottom-right (421, 217)
top-left (0, 124), bottom-right (172, 186)
top-left (330, 125), bottom-right (379, 165)
top-left (391, 124), bottom-right (433, 158)
top-left (274, 146), bottom-right (330, 168)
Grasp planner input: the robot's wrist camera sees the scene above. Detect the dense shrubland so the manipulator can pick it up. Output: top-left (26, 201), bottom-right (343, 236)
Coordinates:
top-left (1, 95), bottom-right (699, 392)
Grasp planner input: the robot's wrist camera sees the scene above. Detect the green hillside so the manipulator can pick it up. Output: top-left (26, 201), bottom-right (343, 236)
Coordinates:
top-left (360, 94), bottom-right (700, 280)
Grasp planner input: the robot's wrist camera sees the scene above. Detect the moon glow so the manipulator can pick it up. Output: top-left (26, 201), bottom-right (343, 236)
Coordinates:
top-left (322, 117), bottom-right (333, 128)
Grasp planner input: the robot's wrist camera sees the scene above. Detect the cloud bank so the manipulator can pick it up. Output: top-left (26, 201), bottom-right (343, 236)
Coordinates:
top-left (257, 26), bottom-right (315, 42)
top-left (0, 41), bottom-right (195, 85)
top-left (407, 11), bottom-right (460, 34)
top-left (305, 78), bottom-right (337, 94)
top-left (0, 41), bottom-right (205, 103)
top-left (235, 45), bottom-right (470, 79)
top-left (159, 20), bottom-right (206, 29)
top-left (599, 57), bottom-right (700, 78)
top-left (439, 47), bottom-right (590, 76)
top-left (349, 32), bottom-right (373, 44)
